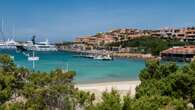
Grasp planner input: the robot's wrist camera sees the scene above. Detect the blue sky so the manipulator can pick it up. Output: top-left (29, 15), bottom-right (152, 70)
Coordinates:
top-left (0, 0), bottom-right (195, 42)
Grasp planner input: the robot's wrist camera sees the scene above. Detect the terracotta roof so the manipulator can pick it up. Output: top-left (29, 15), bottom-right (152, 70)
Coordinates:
top-left (161, 46), bottom-right (195, 54)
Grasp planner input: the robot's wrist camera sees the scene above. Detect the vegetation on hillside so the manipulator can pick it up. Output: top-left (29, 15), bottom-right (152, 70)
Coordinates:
top-left (1, 54), bottom-right (195, 110)
top-left (107, 37), bottom-right (195, 56)
top-left (0, 54), bottom-right (94, 110)
top-left (86, 60), bottom-right (195, 110)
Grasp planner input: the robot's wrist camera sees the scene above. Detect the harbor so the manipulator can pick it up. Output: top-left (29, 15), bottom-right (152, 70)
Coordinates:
top-left (1, 1), bottom-right (195, 109)
top-left (0, 19), bottom-right (194, 84)
top-left (0, 49), bottom-right (144, 83)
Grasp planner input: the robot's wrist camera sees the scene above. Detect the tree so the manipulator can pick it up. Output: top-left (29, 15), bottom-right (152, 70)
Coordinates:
top-left (88, 89), bottom-right (122, 110)
top-left (122, 95), bottom-right (134, 110)
top-left (139, 60), bottom-right (178, 81)
top-left (0, 55), bottom-right (17, 104)
top-left (1, 54), bottom-right (195, 110)
top-left (131, 96), bottom-right (187, 110)
top-left (137, 60), bottom-right (195, 108)
top-left (0, 71), bottom-right (15, 104)
top-left (0, 54), bottom-right (94, 110)
top-left (76, 91), bottom-right (95, 109)
top-left (0, 102), bottom-right (25, 110)
top-left (0, 54), bottom-right (16, 72)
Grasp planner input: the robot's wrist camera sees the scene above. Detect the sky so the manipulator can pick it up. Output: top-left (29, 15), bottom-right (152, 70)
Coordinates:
top-left (0, 0), bottom-right (195, 42)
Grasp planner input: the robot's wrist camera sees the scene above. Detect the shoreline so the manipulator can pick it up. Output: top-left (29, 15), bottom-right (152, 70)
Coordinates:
top-left (74, 78), bottom-right (139, 84)
top-left (75, 80), bottom-right (141, 99)
top-left (60, 49), bottom-right (157, 60)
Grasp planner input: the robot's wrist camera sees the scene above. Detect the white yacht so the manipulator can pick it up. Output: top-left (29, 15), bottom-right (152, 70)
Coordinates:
top-left (0, 39), bottom-right (18, 49)
top-left (0, 40), bottom-right (5, 46)
top-left (23, 39), bottom-right (57, 51)
top-left (93, 55), bottom-right (103, 60)
top-left (0, 41), bottom-right (6, 49)
top-left (93, 54), bottom-right (113, 60)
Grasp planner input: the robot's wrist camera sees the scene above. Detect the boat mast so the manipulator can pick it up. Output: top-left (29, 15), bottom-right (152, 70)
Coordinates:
top-left (12, 24), bottom-right (15, 40)
top-left (0, 18), bottom-right (5, 41)
top-left (32, 51), bottom-right (35, 70)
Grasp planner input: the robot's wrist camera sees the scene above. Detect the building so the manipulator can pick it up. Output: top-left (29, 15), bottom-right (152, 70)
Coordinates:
top-left (160, 46), bottom-right (195, 62)
top-left (183, 27), bottom-right (195, 42)
top-left (174, 28), bottom-right (185, 39)
top-left (75, 36), bottom-right (97, 45)
top-left (150, 27), bottom-right (195, 41)
top-left (75, 27), bottom-right (195, 48)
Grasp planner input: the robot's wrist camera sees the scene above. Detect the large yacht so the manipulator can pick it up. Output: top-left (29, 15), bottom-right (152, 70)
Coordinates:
top-left (23, 39), bottom-right (57, 51)
top-left (0, 39), bottom-right (18, 49)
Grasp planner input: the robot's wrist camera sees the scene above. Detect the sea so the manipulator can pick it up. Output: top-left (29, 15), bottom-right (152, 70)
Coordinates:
top-left (0, 50), bottom-right (185, 83)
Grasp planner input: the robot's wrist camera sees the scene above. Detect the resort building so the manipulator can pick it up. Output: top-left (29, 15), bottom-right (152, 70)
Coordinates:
top-left (151, 30), bottom-right (161, 37)
top-left (75, 27), bottom-right (195, 49)
top-left (75, 36), bottom-right (97, 45)
top-left (150, 28), bottom-right (183, 39)
top-left (183, 27), bottom-right (195, 42)
top-left (75, 35), bottom-right (115, 46)
top-left (75, 28), bottom-right (148, 46)
top-left (150, 27), bottom-right (195, 41)
top-left (159, 28), bottom-right (175, 38)
top-left (160, 46), bottom-right (195, 62)
top-left (174, 28), bottom-right (186, 39)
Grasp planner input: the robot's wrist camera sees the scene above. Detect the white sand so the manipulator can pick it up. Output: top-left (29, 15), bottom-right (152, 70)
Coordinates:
top-left (75, 80), bottom-right (141, 99)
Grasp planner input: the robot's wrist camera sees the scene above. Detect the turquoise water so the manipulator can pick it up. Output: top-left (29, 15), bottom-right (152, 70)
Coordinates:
top-left (0, 50), bottom-right (184, 83)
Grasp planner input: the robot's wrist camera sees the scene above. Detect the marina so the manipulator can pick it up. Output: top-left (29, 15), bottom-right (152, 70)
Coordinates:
top-left (0, 49), bottom-right (145, 83)
top-left (0, 36), bottom-right (58, 52)
top-left (0, 49), bottom-right (185, 83)
top-left (0, 1), bottom-right (195, 109)
top-left (0, 39), bottom-right (19, 49)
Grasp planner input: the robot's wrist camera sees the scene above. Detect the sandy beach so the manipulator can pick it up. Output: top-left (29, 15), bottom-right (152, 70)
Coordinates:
top-left (75, 80), bottom-right (141, 101)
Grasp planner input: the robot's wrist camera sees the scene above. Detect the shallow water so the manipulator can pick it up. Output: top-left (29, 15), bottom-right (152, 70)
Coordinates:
top-left (0, 50), bottom-right (185, 83)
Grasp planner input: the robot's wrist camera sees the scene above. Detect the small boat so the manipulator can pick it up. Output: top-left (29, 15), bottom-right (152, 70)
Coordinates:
top-left (103, 54), bottom-right (113, 60)
top-left (28, 56), bottom-right (39, 61)
top-left (74, 54), bottom-right (94, 59)
top-left (85, 54), bottom-right (94, 58)
top-left (93, 55), bottom-right (103, 60)
top-left (28, 51), bottom-right (39, 61)
top-left (27, 51), bottom-right (39, 70)
top-left (93, 54), bottom-right (113, 60)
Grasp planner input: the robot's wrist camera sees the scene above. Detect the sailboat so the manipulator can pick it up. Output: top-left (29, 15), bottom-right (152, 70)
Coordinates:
top-left (0, 20), bottom-right (18, 49)
top-left (93, 54), bottom-right (113, 60)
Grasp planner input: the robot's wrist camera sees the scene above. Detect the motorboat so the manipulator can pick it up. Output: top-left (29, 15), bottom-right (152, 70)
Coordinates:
top-left (102, 54), bottom-right (113, 60)
top-left (23, 39), bottom-right (57, 51)
top-left (0, 39), bottom-right (18, 49)
top-left (93, 54), bottom-right (113, 60)
top-left (93, 55), bottom-right (103, 60)
top-left (28, 56), bottom-right (39, 61)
